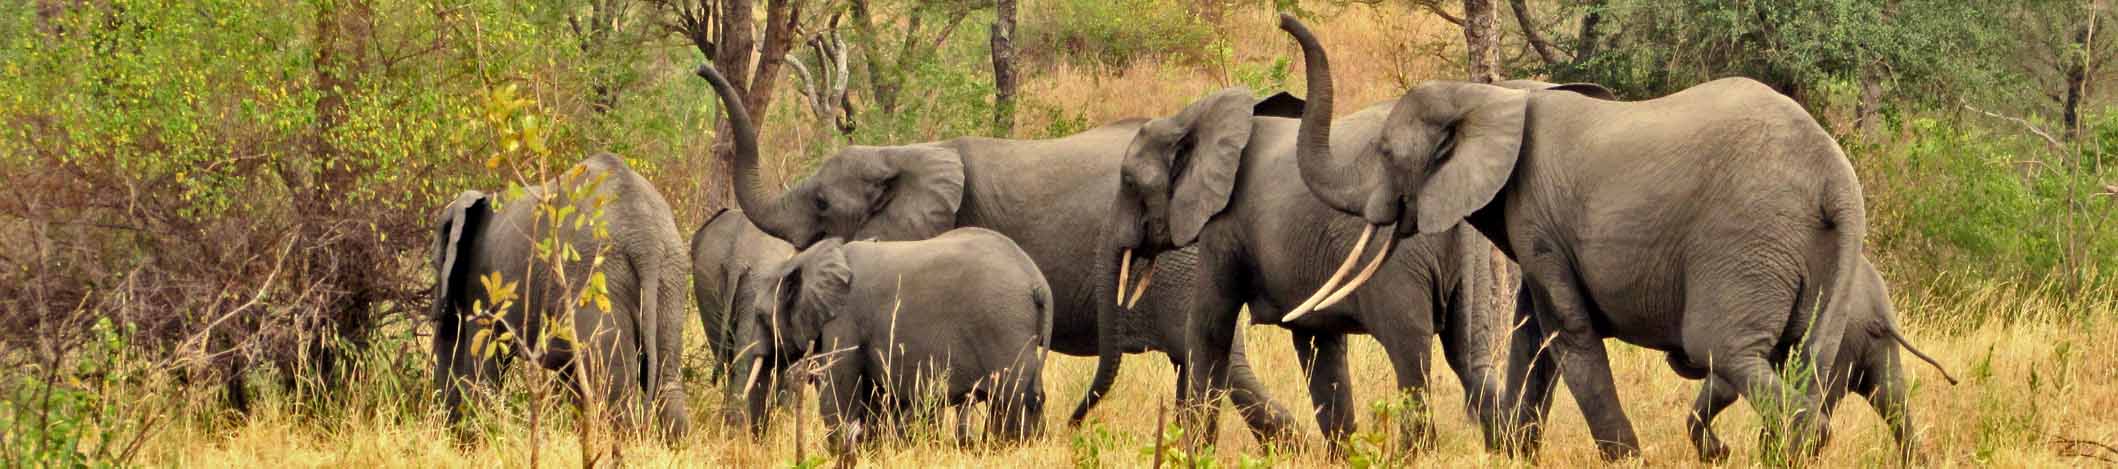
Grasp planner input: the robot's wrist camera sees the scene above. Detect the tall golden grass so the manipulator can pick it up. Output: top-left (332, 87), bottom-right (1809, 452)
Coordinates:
top-left (115, 2), bottom-right (2118, 467)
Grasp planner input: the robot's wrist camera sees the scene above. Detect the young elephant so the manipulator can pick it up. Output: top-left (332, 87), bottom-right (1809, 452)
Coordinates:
top-left (690, 208), bottom-right (799, 425)
top-left (1681, 256), bottom-right (1956, 463)
top-left (430, 153), bottom-right (690, 440)
top-left (727, 228), bottom-right (1052, 450)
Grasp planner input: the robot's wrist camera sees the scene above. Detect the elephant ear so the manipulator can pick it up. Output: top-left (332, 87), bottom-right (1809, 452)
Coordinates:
top-left (1414, 84), bottom-right (1528, 234)
top-left (431, 191), bottom-right (490, 344)
top-left (1166, 88), bottom-right (1260, 246)
top-left (1491, 79), bottom-right (1617, 101)
top-left (854, 145), bottom-right (965, 242)
top-left (1252, 92), bottom-right (1307, 119)
top-left (778, 239), bottom-right (852, 349)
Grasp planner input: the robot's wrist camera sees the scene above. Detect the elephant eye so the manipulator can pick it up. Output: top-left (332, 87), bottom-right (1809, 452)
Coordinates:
top-left (814, 196), bottom-right (829, 213)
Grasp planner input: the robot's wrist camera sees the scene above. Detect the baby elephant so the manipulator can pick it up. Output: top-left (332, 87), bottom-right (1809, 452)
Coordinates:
top-left (726, 228), bottom-right (1052, 451)
top-left (1677, 256), bottom-right (1956, 463)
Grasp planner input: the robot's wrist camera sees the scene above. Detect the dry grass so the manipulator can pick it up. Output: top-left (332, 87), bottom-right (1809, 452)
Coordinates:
top-left (95, 4), bottom-right (2118, 468)
top-left (136, 282), bottom-right (2118, 467)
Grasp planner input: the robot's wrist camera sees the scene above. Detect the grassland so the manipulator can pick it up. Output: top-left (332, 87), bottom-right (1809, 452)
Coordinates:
top-left (30, 4), bottom-right (2118, 468)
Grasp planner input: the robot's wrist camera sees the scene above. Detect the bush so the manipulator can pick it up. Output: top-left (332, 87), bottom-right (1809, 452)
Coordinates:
top-left (1858, 116), bottom-right (2118, 297)
top-left (1020, 0), bottom-right (1217, 68)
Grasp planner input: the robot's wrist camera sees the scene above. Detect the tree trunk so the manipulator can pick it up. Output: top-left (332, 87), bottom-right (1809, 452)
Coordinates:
top-left (1572, 0), bottom-right (1606, 69)
top-left (302, 0), bottom-right (377, 397)
top-left (2065, 19), bottom-right (2092, 141)
top-left (990, 0), bottom-right (1018, 136)
top-left (1462, 0), bottom-right (1500, 83)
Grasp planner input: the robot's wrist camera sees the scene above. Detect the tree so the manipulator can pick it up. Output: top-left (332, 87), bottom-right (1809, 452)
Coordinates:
top-left (662, 0), bottom-right (809, 209)
top-left (1461, 0), bottom-right (1500, 83)
top-left (990, 0), bottom-right (1018, 136)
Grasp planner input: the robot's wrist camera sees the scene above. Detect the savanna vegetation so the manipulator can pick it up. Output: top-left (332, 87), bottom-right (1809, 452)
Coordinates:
top-left (1, 0), bottom-right (2114, 466)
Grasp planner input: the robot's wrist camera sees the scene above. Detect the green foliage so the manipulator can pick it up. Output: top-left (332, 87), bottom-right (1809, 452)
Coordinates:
top-left (1, 319), bottom-right (150, 467)
top-left (1859, 116), bottom-right (2118, 299)
top-left (1530, 0), bottom-right (2009, 111)
top-left (1069, 422), bottom-right (1116, 468)
top-left (1021, 0), bottom-right (1217, 68)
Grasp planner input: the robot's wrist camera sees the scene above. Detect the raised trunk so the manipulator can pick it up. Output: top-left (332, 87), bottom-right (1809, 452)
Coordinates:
top-left (696, 65), bottom-right (797, 240)
top-left (1278, 14), bottom-right (1368, 216)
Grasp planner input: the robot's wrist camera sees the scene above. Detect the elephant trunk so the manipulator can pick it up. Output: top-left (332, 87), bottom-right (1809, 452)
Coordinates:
top-left (1277, 13), bottom-right (1366, 217)
top-left (1070, 232), bottom-right (1130, 426)
top-left (695, 64), bottom-right (801, 242)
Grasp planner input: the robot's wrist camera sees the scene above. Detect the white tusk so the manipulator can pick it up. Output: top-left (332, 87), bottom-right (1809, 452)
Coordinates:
top-left (1316, 229), bottom-right (1394, 310)
top-left (1284, 224), bottom-right (1374, 322)
top-left (741, 356), bottom-right (764, 396)
top-left (1125, 258), bottom-right (1158, 310)
top-left (1116, 249), bottom-right (1133, 306)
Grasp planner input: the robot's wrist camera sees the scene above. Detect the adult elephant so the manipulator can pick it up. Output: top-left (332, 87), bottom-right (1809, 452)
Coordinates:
top-left (1278, 15), bottom-right (1870, 461)
top-left (431, 153), bottom-right (690, 440)
top-left (1077, 87), bottom-right (1505, 453)
top-left (693, 65), bottom-right (1299, 442)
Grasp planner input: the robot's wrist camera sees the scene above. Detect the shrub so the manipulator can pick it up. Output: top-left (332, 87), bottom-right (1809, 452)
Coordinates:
top-left (1020, 0), bottom-right (1216, 68)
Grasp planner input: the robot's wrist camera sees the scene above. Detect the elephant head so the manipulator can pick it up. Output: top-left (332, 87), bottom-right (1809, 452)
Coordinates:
top-left (692, 208), bottom-right (798, 381)
top-left (724, 238), bottom-right (854, 434)
top-left (431, 190), bottom-right (497, 425)
top-left (696, 65), bottom-right (965, 249)
top-left (1105, 88), bottom-right (1303, 305)
top-left (1274, 14), bottom-right (1610, 321)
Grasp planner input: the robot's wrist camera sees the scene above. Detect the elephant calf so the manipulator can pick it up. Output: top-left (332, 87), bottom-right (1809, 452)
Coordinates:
top-left (1679, 256), bottom-right (1955, 463)
top-left (430, 153), bottom-right (690, 440)
top-left (725, 228), bottom-right (1052, 450)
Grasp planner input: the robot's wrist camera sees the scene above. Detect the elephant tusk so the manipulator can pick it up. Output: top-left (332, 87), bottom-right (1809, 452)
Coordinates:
top-left (1316, 228), bottom-right (1394, 310)
top-left (741, 356), bottom-right (764, 396)
top-left (1284, 224), bottom-right (1374, 322)
top-left (1116, 249), bottom-right (1134, 306)
top-left (1125, 258), bottom-right (1158, 310)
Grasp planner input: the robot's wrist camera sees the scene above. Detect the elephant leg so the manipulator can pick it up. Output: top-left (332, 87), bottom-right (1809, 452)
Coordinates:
top-left (1372, 322), bottom-right (1439, 453)
top-left (1521, 264), bottom-right (1640, 461)
top-left (1176, 264), bottom-right (1248, 450)
top-left (1293, 331), bottom-right (1355, 454)
top-left (817, 363), bottom-right (872, 454)
top-left (1863, 352), bottom-right (1916, 464)
top-left (1499, 281), bottom-right (1560, 456)
top-left (1225, 331), bottom-right (1298, 445)
top-left (1685, 272), bottom-right (1831, 461)
top-left (1689, 375), bottom-right (1741, 462)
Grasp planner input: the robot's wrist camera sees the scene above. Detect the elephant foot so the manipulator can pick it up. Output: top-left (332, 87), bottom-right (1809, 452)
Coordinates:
top-left (1695, 436), bottom-right (1731, 463)
top-left (1595, 440), bottom-right (1642, 462)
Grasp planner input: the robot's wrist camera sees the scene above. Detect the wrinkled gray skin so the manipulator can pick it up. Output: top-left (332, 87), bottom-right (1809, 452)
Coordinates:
top-left (1683, 256), bottom-right (1956, 463)
top-left (1281, 15), bottom-right (1870, 461)
top-left (1085, 87), bottom-right (1504, 454)
top-left (728, 229), bottom-right (1052, 451)
top-left (694, 65), bottom-right (1299, 441)
top-left (689, 209), bottom-right (798, 424)
top-left (431, 153), bottom-right (691, 440)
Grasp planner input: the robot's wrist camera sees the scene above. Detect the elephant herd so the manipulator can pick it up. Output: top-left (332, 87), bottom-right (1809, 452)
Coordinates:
top-left (426, 14), bottom-right (1956, 463)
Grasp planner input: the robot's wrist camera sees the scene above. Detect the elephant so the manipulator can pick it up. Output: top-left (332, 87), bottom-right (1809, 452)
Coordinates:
top-left (693, 64), bottom-right (1301, 443)
top-left (1080, 86), bottom-right (1505, 453)
top-left (689, 208), bottom-right (799, 423)
top-left (1279, 14), bottom-right (1874, 460)
top-left (725, 229), bottom-right (1052, 451)
top-left (430, 153), bottom-right (690, 440)
top-left (1684, 256), bottom-right (1956, 463)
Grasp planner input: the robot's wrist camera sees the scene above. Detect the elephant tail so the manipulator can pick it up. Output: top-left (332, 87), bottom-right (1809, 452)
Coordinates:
top-left (1815, 173), bottom-right (1868, 374)
top-left (1883, 318), bottom-right (1959, 385)
top-left (634, 253), bottom-right (662, 403)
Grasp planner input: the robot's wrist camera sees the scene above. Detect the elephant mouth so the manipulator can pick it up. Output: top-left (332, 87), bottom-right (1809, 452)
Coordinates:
top-left (1114, 248), bottom-right (1159, 311)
